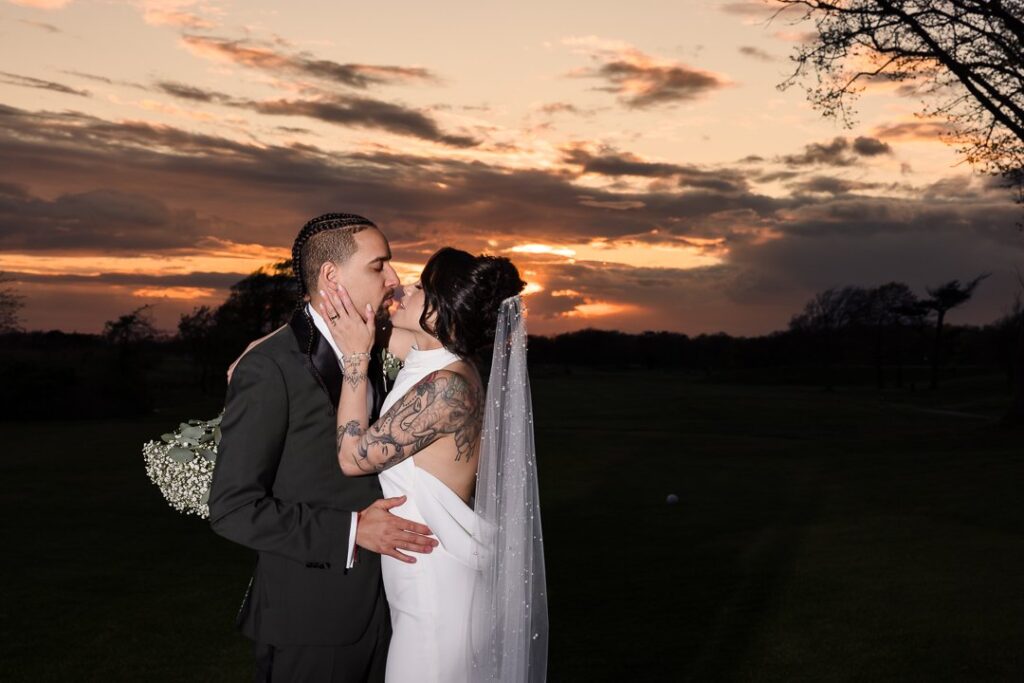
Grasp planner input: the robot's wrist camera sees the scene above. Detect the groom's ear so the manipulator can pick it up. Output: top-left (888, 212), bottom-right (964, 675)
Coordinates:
top-left (320, 261), bottom-right (339, 289)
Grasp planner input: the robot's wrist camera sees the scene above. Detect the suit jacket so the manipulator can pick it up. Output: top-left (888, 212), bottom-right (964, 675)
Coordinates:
top-left (208, 308), bottom-right (389, 646)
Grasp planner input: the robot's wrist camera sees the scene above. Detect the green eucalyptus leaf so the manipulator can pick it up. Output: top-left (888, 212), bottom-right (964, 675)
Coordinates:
top-left (160, 433), bottom-right (175, 443)
top-left (181, 426), bottom-right (204, 440)
top-left (214, 427), bottom-right (222, 445)
top-left (168, 447), bottom-right (194, 463)
top-left (199, 448), bottom-right (216, 462)
top-left (200, 487), bottom-right (210, 504)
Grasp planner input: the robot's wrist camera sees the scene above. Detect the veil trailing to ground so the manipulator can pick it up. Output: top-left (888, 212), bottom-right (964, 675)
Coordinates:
top-left (469, 295), bottom-right (549, 682)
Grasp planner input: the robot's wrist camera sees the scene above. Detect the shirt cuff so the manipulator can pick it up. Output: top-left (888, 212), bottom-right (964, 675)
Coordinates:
top-left (345, 511), bottom-right (358, 569)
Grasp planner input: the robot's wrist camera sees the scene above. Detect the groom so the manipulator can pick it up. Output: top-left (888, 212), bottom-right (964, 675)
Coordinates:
top-left (208, 213), bottom-right (438, 682)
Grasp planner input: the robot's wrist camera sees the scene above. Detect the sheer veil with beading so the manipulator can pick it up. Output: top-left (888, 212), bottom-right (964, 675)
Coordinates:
top-left (469, 295), bottom-right (549, 682)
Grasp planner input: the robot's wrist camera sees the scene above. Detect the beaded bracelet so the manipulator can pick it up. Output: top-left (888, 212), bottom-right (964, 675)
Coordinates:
top-left (342, 351), bottom-right (372, 367)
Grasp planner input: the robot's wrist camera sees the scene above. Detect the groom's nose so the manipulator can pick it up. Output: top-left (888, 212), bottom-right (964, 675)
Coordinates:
top-left (382, 263), bottom-right (399, 288)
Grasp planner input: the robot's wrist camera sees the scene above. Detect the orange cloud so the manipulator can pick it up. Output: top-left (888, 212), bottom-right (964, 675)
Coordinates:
top-left (507, 239), bottom-right (725, 270)
top-left (132, 286), bottom-right (219, 299)
top-left (8, 0), bottom-right (72, 8)
top-left (567, 301), bottom-right (638, 318)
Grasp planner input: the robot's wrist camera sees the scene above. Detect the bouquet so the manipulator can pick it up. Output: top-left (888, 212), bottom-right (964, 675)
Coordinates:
top-left (142, 414), bottom-right (222, 519)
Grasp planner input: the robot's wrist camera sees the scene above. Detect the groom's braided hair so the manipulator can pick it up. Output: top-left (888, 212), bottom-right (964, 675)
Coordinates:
top-left (291, 212), bottom-right (377, 302)
top-left (291, 212), bottom-right (377, 415)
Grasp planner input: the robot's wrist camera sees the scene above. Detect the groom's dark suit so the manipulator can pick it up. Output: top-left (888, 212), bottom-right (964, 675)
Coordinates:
top-left (209, 308), bottom-right (390, 681)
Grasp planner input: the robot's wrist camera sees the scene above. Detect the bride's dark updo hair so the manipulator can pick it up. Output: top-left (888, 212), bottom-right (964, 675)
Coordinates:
top-left (419, 247), bottom-right (526, 358)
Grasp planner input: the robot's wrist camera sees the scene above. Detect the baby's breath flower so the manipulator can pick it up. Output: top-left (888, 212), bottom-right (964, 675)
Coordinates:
top-left (142, 413), bottom-right (222, 518)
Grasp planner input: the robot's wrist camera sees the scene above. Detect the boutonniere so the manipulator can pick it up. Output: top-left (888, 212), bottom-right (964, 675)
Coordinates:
top-left (381, 347), bottom-right (403, 384)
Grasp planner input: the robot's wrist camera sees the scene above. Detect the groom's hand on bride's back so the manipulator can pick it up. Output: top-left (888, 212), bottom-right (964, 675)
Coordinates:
top-left (356, 495), bottom-right (438, 563)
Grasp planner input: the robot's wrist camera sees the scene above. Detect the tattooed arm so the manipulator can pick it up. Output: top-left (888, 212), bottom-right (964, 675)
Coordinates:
top-left (337, 369), bottom-right (482, 477)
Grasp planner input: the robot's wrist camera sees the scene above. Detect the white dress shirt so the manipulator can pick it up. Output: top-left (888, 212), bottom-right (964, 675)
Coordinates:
top-left (307, 302), bottom-right (373, 569)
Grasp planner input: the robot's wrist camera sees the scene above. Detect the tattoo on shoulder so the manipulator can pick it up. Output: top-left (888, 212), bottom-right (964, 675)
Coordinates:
top-left (345, 370), bottom-right (483, 473)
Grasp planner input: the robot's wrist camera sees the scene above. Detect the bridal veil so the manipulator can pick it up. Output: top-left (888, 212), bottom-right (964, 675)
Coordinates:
top-left (469, 295), bottom-right (549, 682)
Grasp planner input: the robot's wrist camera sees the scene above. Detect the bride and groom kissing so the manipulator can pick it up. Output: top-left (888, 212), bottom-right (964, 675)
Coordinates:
top-left (207, 213), bottom-right (548, 682)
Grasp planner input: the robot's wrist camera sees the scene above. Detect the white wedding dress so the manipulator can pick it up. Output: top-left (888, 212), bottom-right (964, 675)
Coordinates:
top-left (378, 296), bottom-right (548, 683)
top-left (378, 346), bottom-right (487, 683)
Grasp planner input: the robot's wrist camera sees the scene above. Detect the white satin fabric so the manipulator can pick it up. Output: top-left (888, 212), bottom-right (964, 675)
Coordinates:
top-left (378, 346), bottom-right (488, 683)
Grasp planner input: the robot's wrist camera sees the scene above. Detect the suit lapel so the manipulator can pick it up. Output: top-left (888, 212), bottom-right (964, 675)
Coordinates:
top-left (368, 349), bottom-right (386, 422)
top-left (288, 307), bottom-right (390, 420)
top-left (289, 308), bottom-right (343, 413)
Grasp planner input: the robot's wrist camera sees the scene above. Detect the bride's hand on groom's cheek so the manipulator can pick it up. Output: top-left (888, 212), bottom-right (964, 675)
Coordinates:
top-left (355, 496), bottom-right (439, 563)
top-left (319, 285), bottom-right (375, 355)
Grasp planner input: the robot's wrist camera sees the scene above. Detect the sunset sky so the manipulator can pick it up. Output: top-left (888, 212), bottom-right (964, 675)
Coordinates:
top-left (2, 0), bottom-right (1022, 336)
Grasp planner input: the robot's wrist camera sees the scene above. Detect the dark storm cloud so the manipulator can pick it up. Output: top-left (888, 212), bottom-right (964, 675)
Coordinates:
top-left (525, 289), bottom-right (588, 318)
top-left (780, 136), bottom-right (891, 166)
top-left (8, 270), bottom-right (244, 289)
top-left (0, 104), bottom-right (793, 252)
top-left (249, 97), bottom-right (480, 147)
top-left (528, 259), bottom-right (759, 332)
top-left (0, 72), bottom-right (89, 97)
top-left (563, 145), bottom-right (689, 177)
top-left (573, 59), bottom-right (728, 108)
top-left (725, 194), bottom-right (1024, 308)
top-left (0, 183), bottom-right (206, 251)
top-left (3, 101), bottom-right (1020, 335)
top-left (787, 175), bottom-right (882, 195)
top-left (154, 80), bottom-right (234, 104)
top-left (851, 136), bottom-right (892, 156)
top-left (151, 81), bottom-right (480, 147)
top-left (780, 137), bottom-right (853, 166)
top-left (738, 46), bottom-right (777, 61)
top-left (562, 146), bottom-right (751, 192)
top-left (755, 169), bottom-right (801, 182)
top-left (181, 35), bottom-right (440, 89)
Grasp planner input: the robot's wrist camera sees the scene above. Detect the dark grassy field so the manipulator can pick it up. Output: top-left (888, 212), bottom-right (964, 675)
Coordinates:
top-left (2, 368), bottom-right (1022, 681)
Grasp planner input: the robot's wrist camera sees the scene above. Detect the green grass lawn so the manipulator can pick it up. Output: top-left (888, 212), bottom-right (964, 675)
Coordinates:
top-left (2, 370), bottom-right (1022, 681)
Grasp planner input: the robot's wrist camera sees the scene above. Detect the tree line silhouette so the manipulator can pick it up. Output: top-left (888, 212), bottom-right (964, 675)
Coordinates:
top-left (0, 264), bottom-right (1022, 425)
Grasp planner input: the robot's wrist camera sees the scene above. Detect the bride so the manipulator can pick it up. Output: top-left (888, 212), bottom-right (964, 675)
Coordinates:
top-left (318, 247), bottom-right (548, 682)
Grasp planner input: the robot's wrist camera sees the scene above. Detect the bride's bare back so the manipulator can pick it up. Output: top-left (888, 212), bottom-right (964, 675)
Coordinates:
top-left (403, 359), bottom-right (482, 503)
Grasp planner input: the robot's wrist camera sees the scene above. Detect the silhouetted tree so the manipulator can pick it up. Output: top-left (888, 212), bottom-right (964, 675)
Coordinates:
top-left (923, 275), bottom-right (988, 389)
top-left (176, 261), bottom-right (299, 391)
top-left (854, 282), bottom-right (921, 388)
top-left (102, 304), bottom-right (159, 413)
top-left (103, 304), bottom-right (158, 349)
top-left (178, 305), bottom-right (218, 392)
top-left (888, 289), bottom-right (931, 389)
top-left (0, 272), bottom-right (24, 333)
top-left (789, 286), bottom-right (865, 389)
top-left (776, 0), bottom-right (1024, 200)
top-left (214, 260), bottom-right (298, 343)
